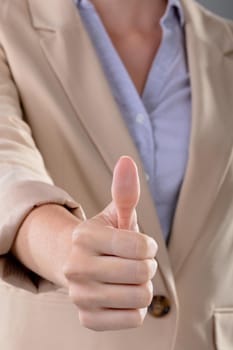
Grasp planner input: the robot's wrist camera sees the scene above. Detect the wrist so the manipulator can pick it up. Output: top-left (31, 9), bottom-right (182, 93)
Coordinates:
top-left (11, 204), bottom-right (83, 287)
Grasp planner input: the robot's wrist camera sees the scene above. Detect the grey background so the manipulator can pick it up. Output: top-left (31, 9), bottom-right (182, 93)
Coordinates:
top-left (196, 0), bottom-right (233, 20)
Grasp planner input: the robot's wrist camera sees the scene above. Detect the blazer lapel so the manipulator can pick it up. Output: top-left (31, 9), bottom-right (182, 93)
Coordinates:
top-left (27, 0), bottom-right (177, 299)
top-left (168, 0), bottom-right (233, 276)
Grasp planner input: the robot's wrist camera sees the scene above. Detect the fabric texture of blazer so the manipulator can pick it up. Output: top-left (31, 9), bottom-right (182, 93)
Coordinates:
top-left (0, 0), bottom-right (233, 349)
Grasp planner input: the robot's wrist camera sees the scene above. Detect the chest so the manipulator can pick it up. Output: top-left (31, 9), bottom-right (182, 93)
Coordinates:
top-left (108, 28), bottom-right (162, 97)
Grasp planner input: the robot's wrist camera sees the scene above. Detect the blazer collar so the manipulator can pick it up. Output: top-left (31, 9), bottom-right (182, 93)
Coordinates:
top-left (182, 0), bottom-right (233, 56)
top-left (28, 0), bottom-right (77, 30)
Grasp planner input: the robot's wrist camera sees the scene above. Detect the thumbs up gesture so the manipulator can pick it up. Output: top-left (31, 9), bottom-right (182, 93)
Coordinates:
top-left (63, 156), bottom-right (158, 331)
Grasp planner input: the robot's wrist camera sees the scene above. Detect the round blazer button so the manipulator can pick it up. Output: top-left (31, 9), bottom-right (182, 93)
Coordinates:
top-left (148, 295), bottom-right (171, 318)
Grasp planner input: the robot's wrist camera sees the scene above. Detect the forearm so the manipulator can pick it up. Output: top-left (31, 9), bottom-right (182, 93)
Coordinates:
top-left (11, 204), bottom-right (82, 288)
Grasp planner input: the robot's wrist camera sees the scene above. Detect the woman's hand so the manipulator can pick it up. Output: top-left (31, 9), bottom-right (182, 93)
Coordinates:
top-left (63, 157), bottom-right (158, 331)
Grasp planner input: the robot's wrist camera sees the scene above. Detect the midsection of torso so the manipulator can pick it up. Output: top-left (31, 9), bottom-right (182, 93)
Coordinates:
top-left (107, 27), bottom-right (163, 97)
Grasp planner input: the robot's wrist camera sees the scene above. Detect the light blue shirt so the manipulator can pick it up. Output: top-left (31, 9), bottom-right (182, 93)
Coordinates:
top-left (75, 0), bottom-right (192, 243)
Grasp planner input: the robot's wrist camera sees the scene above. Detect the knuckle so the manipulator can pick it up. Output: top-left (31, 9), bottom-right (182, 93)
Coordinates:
top-left (152, 259), bottom-right (158, 278)
top-left (136, 259), bottom-right (158, 283)
top-left (64, 259), bottom-right (93, 281)
top-left (75, 291), bottom-right (97, 309)
top-left (146, 280), bottom-right (154, 305)
top-left (138, 281), bottom-right (153, 307)
top-left (136, 236), bottom-right (158, 259)
top-left (72, 292), bottom-right (86, 307)
top-left (72, 227), bottom-right (92, 249)
top-left (79, 311), bottom-right (104, 332)
top-left (69, 285), bottom-right (95, 309)
top-left (68, 287), bottom-right (78, 304)
top-left (62, 262), bottom-right (73, 279)
top-left (136, 236), bottom-right (151, 259)
top-left (73, 266), bottom-right (86, 282)
top-left (132, 309), bottom-right (147, 328)
top-left (79, 311), bottom-right (94, 329)
top-left (152, 239), bottom-right (159, 257)
top-left (68, 285), bottom-right (82, 305)
top-left (136, 260), bottom-right (151, 283)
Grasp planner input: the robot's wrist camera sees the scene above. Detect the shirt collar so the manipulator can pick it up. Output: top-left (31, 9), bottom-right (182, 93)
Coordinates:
top-left (75, 0), bottom-right (185, 27)
top-left (164, 0), bottom-right (185, 26)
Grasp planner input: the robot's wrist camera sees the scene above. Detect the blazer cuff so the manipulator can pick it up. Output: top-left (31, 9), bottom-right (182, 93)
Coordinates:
top-left (0, 180), bottom-right (86, 255)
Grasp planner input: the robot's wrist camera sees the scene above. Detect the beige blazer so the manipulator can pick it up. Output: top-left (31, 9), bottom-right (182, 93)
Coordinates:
top-left (0, 0), bottom-right (232, 349)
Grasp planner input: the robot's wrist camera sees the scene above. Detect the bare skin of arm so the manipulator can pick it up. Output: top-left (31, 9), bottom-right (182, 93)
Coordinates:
top-left (11, 203), bottom-right (82, 288)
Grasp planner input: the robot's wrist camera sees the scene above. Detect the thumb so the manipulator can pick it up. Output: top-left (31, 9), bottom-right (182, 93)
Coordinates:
top-left (111, 156), bottom-right (140, 230)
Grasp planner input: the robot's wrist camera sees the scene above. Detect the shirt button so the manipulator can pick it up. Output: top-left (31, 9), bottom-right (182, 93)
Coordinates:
top-left (145, 173), bottom-right (150, 182)
top-left (136, 113), bottom-right (145, 124)
top-left (148, 295), bottom-right (171, 318)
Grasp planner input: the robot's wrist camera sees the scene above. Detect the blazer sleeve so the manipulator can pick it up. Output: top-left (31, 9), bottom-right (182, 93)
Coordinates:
top-left (0, 44), bottom-right (86, 256)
